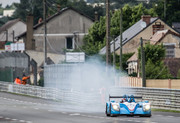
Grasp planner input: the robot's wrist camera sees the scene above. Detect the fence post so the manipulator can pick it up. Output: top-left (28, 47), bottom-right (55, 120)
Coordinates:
top-left (168, 79), bottom-right (171, 89)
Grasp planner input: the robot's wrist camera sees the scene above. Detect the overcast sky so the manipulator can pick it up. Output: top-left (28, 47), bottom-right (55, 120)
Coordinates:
top-left (1, 0), bottom-right (20, 7)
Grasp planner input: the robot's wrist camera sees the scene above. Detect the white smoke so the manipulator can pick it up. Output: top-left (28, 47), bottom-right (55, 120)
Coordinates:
top-left (45, 56), bottom-right (130, 112)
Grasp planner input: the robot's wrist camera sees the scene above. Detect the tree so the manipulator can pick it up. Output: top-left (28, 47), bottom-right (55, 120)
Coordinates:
top-left (13, 0), bottom-right (43, 25)
top-left (82, 16), bottom-right (106, 55)
top-left (152, 0), bottom-right (180, 25)
top-left (177, 69), bottom-right (180, 79)
top-left (138, 43), bottom-right (172, 79)
top-left (82, 3), bottom-right (157, 56)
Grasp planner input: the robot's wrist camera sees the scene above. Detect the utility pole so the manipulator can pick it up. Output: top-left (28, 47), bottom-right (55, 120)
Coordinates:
top-left (6, 30), bottom-right (8, 41)
top-left (164, 0), bottom-right (166, 22)
top-left (12, 30), bottom-right (15, 43)
top-left (43, 0), bottom-right (47, 65)
top-left (119, 8), bottom-right (123, 71)
top-left (106, 0), bottom-right (111, 66)
top-left (113, 37), bottom-right (116, 70)
top-left (140, 37), bottom-right (146, 87)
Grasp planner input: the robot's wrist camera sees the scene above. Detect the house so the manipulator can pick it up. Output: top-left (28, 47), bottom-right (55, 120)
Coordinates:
top-left (16, 7), bottom-right (94, 54)
top-left (100, 15), bottom-right (180, 55)
top-left (100, 15), bottom-right (180, 75)
top-left (0, 19), bottom-right (26, 49)
top-left (127, 29), bottom-right (180, 75)
top-left (15, 7), bottom-right (94, 84)
top-left (3, 10), bottom-right (15, 17)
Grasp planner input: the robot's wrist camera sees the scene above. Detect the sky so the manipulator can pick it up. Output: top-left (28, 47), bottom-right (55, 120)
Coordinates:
top-left (1, 0), bottom-right (20, 7)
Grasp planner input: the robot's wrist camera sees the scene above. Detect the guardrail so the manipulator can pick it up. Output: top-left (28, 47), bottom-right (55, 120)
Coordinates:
top-left (0, 81), bottom-right (180, 111)
top-left (0, 82), bottom-right (101, 105)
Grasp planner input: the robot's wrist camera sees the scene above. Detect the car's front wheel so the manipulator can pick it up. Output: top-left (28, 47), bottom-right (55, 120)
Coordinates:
top-left (109, 103), bottom-right (114, 117)
top-left (106, 104), bottom-right (110, 116)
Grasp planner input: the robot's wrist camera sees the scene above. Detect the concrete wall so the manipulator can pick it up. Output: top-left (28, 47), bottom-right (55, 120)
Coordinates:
top-left (34, 9), bottom-right (93, 54)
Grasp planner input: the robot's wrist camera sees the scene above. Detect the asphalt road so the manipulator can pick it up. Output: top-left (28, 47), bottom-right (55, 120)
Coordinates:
top-left (0, 92), bottom-right (180, 123)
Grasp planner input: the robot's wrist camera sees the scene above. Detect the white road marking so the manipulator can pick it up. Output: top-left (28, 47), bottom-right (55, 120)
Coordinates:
top-left (5, 117), bottom-right (10, 120)
top-left (12, 119), bottom-right (17, 121)
top-left (34, 108), bottom-right (39, 110)
top-left (19, 120), bottom-right (25, 122)
top-left (62, 112), bottom-right (67, 114)
top-left (134, 121), bottom-right (141, 122)
top-left (69, 113), bottom-right (80, 116)
top-left (0, 116), bottom-right (4, 118)
top-left (167, 116), bottom-right (174, 118)
top-left (128, 120), bottom-right (133, 122)
top-left (80, 114), bottom-right (87, 117)
top-left (26, 121), bottom-right (32, 123)
top-left (48, 110), bottom-right (53, 112)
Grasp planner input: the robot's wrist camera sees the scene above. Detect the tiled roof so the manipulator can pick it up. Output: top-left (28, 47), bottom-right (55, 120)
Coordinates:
top-left (25, 50), bottom-right (65, 68)
top-left (99, 17), bottom-right (158, 54)
top-left (150, 29), bottom-right (169, 45)
top-left (150, 29), bottom-right (180, 45)
top-left (127, 52), bottom-right (138, 62)
top-left (0, 19), bottom-right (20, 33)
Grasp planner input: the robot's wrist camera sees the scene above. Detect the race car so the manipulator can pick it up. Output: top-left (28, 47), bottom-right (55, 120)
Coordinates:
top-left (105, 95), bottom-right (151, 117)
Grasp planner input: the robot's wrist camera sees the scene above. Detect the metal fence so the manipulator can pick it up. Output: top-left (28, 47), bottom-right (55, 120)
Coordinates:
top-left (0, 81), bottom-right (180, 111)
top-left (0, 52), bottom-right (29, 82)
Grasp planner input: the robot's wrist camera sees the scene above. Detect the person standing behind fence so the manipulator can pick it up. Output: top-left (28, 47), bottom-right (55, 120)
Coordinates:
top-left (14, 77), bottom-right (22, 84)
top-left (22, 74), bottom-right (30, 85)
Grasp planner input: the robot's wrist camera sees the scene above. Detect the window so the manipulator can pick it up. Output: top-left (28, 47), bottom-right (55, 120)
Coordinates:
top-left (66, 37), bottom-right (73, 49)
top-left (163, 43), bottom-right (175, 58)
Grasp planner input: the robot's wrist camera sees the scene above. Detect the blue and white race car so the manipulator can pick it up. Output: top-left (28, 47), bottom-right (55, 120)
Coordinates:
top-left (105, 95), bottom-right (151, 117)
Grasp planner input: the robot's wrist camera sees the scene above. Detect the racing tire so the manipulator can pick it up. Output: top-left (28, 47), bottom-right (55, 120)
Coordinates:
top-left (109, 103), bottom-right (114, 117)
top-left (106, 104), bottom-right (110, 116)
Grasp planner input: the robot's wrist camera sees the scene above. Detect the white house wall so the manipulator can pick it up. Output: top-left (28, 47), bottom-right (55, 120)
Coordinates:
top-left (0, 21), bottom-right (26, 42)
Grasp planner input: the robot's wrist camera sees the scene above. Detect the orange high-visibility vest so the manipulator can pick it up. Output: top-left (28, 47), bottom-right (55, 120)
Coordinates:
top-left (15, 78), bottom-right (22, 84)
top-left (22, 76), bottom-right (30, 85)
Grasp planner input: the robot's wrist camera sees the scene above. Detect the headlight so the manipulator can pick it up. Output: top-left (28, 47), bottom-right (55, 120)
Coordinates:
top-left (112, 103), bottom-right (120, 111)
top-left (143, 103), bottom-right (151, 111)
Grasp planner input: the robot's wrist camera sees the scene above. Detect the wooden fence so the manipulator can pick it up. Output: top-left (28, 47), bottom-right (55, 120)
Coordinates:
top-left (115, 77), bottom-right (142, 87)
top-left (116, 77), bottom-right (180, 89)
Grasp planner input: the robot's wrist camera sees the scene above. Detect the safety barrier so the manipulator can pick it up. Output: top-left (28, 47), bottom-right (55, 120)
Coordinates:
top-left (0, 81), bottom-right (180, 111)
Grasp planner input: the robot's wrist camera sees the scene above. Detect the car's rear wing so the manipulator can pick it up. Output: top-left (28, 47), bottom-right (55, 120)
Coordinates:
top-left (109, 95), bottom-right (142, 101)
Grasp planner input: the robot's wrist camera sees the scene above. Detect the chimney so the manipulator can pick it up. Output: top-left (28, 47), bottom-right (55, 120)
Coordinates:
top-left (141, 15), bottom-right (151, 25)
top-left (94, 11), bottom-right (98, 22)
top-left (57, 4), bottom-right (61, 12)
top-left (38, 18), bottom-right (43, 24)
top-left (26, 15), bottom-right (34, 50)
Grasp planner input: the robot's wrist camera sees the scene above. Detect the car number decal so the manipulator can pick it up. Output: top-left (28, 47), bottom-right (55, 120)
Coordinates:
top-left (124, 102), bottom-right (137, 111)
